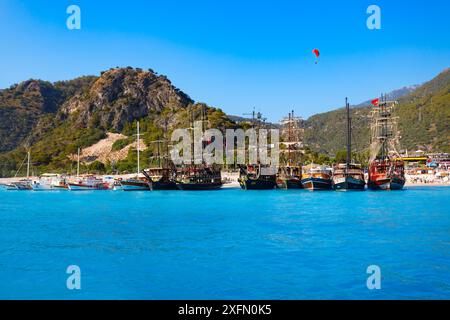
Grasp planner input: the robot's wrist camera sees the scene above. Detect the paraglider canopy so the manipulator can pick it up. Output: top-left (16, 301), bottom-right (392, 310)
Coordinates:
top-left (312, 48), bottom-right (320, 58)
top-left (312, 49), bottom-right (320, 64)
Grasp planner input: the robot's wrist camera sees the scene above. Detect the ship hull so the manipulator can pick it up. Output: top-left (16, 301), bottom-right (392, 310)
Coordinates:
top-left (32, 184), bottom-right (56, 191)
top-left (367, 178), bottom-right (405, 190)
top-left (120, 181), bottom-right (151, 191)
top-left (301, 177), bottom-right (333, 191)
top-left (15, 185), bottom-right (33, 191)
top-left (333, 177), bottom-right (365, 191)
top-left (176, 182), bottom-right (222, 190)
top-left (239, 177), bottom-right (277, 190)
top-left (276, 178), bottom-right (303, 189)
top-left (32, 183), bottom-right (68, 191)
top-left (390, 177), bottom-right (406, 190)
top-left (367, 179), bottom-right (390, 190)
top-left (68, 183), bottom-right (108, 191)
top-left (9, 181), bottom-right (33, 190)
top-left (151, 180), bottom-right (178, 190)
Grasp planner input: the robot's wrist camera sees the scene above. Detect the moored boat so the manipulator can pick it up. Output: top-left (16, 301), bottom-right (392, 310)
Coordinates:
top-left (142, 168), bottom-right (177, 190)
top-left (142, 133), bottom-right (178, 190)
top-left (367, 97), bottom-right (405, 190)
top-left (10, 179), bottom-right (33, 191)
top-left (238, 164), bottom-right (277, 190)
top-left (7, 151), bottom-right (33, 190)
top-left (333, 163), bottom-right (365, 191)
top-left (176, 165), bottom-right (222, 190)
top-left (68, 175), bottom-right (109, 190)
top-left (277, 165), bottom-right (303, 189)
top-left (390, 159), bottom-right (406, 190)
top-left (368, 158), bottom-right (405, 190)
top-left (102, 176), bottom-right (116, 190)
top-left (276, 110), bottom-right (304, 189)
top-left (301, 166), bottom-right (333, 190)
top-left (332, 98), bottom-right (365, 191)
top-left (237, 109), bottom-right (277, 190)
top-left (32, 173), bottom-right (68, 191)
top-left (175, 105), bottom-right (223, 191)
top-left (119, 121), bottom-right (152, 191)
top-left (120, 177), bottom-right (151, 191)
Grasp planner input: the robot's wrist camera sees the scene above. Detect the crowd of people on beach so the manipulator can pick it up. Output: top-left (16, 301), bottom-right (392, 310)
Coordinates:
top-left (406, 174), bottom-right (449, 185)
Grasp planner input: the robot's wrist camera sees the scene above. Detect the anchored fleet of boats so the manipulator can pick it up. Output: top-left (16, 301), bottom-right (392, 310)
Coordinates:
top-left (2, 97), bottom-right (408, 192)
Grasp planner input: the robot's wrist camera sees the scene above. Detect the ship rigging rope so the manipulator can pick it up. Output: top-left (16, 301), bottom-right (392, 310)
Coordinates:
top-left (13, 154), bottom-right (28, 178)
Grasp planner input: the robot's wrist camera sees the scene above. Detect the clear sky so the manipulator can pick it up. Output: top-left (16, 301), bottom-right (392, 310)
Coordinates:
top-left (0, 0), bottom-right (449, 121)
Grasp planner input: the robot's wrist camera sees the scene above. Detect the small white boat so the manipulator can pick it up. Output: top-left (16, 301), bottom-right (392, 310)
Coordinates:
top-left (119, 121), bottom-right (150, 191)
top-left (9, 179), bottom-right (33, 190)
top-left (102, 176), bottom-right (117, 189)
top-left (32, 173), bottom-right (68, 191)
top-left (68, 175), bottom-right (109, 191)
top-left (7, 151), bottom-right (33, 190)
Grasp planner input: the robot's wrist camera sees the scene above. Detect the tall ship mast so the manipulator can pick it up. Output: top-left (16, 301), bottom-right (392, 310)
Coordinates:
top-left (141, 134), bottom-right (178, 190)
top-left (367, 96), bottom-right (405, 190)
top-left (8, 150), bottom-right (33, 190)
top-left (332, 98), bottom-right (365, 190)
top-left (276, 110), bottom-right (303, 189)
top-left (175, 105), bottom-right (223, 190)
top-left (238, 109), bottom-right (277, 190)
top-left (120, 121), bottom-right (152, 191)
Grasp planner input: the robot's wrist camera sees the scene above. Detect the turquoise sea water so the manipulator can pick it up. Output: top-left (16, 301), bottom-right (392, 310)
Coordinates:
top-left (0, 186), bottom-right (449, 299)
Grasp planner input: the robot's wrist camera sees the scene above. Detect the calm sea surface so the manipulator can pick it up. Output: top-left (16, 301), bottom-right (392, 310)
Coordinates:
top-left (0, 186), bottom-right (449, 299)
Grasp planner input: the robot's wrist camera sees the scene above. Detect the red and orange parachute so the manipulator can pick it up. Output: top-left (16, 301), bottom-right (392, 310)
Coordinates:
top-left (312, 49), bottom-right (320, 64)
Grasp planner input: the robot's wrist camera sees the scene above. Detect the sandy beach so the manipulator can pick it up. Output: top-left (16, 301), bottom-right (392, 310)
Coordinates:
top-left (1, 173), bottom-right (448, 189)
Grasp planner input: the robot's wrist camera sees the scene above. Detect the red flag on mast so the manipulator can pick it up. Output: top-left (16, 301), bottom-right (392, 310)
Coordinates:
top-left (371, 98), bottom-right (379, 106)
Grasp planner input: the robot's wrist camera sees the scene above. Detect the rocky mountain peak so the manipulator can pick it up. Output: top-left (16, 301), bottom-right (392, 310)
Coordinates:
top-left (59, 67), bottom-right (193, 131)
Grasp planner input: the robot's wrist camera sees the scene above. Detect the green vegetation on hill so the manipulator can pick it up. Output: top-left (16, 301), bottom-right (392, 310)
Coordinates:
top-left (303, 68), bottom-right (450, 156)
top-left (0, 77), bottom-right (97, 153)
top-left (302, 107), bottom-right (370, 156)
top-left (395, 69), bottom-right (450, 153)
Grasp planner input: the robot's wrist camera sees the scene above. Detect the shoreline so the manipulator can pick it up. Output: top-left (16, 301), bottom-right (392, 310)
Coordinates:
top-left (404, 182), bottom-right (450, 187)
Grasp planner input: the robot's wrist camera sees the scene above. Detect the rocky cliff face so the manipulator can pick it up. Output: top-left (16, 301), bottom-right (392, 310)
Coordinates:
top-left (58, 68), bottom-right (193, 131)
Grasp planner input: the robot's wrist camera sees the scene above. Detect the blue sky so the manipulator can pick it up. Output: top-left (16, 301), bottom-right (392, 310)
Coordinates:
top-left (0, 0), bottom-right (449, 121)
